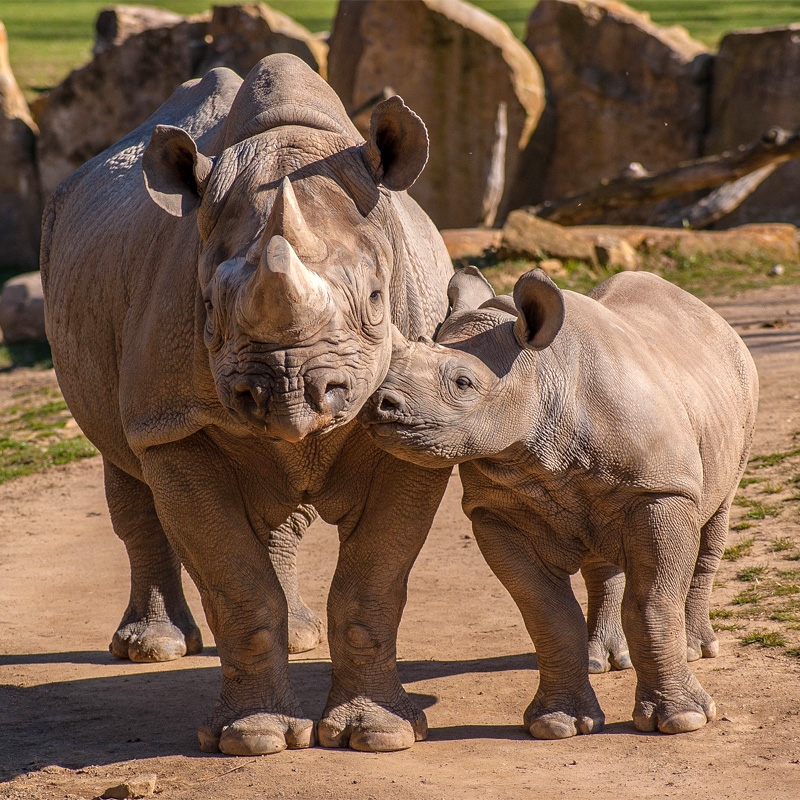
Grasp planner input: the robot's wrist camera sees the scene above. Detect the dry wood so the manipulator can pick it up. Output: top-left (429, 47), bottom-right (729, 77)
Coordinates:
top-left (530, 127), bottom-right (800, 226)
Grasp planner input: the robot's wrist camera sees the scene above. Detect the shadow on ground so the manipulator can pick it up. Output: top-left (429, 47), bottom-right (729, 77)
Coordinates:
top-left (0, 651), bottom-right (537, 778)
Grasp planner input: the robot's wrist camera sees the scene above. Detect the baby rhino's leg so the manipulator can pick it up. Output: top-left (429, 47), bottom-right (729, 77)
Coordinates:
top-left (581, 558), bottom-right (632, 673)
top-left (471, 510), bottom-right (604, 739)
top-left (685, 501), bottom-right (732, 661)
top-left (623, 496), bottom-right (716, 734)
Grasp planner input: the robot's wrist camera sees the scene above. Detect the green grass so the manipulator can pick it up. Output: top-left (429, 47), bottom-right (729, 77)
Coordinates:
top-left (731, 586), bottom-right (761, 605)
top-left (723, 537), bottom-right (755, 561)
top-left (771, 537), bottom-right (796, 553)
top-left (0, 385), bottom-right (98, 484)
top-left (6, 1), bottom-right (800, 100)
top-left (736, 565), bottom-right (768, 582)
top-left (741, 629), bottom-right (787, 648)
top-left (751, 448), bottom-right (800, 468)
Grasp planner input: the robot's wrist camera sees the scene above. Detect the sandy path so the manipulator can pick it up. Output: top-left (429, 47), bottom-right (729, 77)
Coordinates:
top-left (1, 284), bottom-right (799, 799)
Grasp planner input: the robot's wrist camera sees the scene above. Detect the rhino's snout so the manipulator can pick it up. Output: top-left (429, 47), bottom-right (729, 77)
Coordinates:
top-left (304, 374), bottom-right (350, 418)
top-left (231, 376), bottom-right (272, 419)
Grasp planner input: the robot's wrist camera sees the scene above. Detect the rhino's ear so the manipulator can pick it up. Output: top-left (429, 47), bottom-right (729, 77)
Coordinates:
top-left (447, 266), bottom-right (495, 313)
top-left (512, 269), bottom-right (565, 351)
top-left (361, 96), bottom-right (428, 191)
top-left (143, 125), bottom-right (214, 217)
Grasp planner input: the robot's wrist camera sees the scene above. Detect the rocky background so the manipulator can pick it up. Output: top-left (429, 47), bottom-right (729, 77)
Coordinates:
top-left (1, 0), bottom-right (800, 339)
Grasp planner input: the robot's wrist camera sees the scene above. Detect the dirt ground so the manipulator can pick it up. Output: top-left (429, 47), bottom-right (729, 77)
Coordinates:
top-left (1, 284), bottom-right (799, 800)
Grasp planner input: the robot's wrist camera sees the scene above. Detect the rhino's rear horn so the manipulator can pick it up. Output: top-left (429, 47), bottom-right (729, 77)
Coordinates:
top-left (254, 177), bottom-right (326, 263)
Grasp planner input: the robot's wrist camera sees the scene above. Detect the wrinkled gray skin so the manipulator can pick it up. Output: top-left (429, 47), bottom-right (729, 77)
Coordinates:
top-left (41, 55), bottom-right (454, 755)
top-left (362, 267), bottom-right (758, 738)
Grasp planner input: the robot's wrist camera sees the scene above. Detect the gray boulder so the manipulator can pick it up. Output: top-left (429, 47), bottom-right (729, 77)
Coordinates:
top-left (0, 271), bottom-right (46, 344)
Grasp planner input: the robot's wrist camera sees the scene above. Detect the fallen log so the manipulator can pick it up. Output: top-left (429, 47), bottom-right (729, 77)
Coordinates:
top-left (530, 127), bottom-right (800, 227)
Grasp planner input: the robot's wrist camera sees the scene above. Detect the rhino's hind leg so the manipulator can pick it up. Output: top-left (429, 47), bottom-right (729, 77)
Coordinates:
top-left (268, 505), bottom-right (325, 654)
top-left (104, 459), bottom-right (202, 662)
top-left (624, 497), bottom-right (715, 734)
top-left (581, 558), bottom-right (632, 673)
top-left (685, 501), bottom-right (731, 662)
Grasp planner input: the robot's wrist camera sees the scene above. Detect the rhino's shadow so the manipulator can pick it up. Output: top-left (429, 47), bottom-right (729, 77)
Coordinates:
top-left (0, 650), bottom-right (536, 778)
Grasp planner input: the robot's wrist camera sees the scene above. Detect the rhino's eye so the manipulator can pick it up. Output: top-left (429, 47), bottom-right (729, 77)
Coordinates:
top-left (369, 290), bottom-right (381, 302)
top-left (204, 300), bottom-right (213, 313)
top-left (454, 375), bottom-right (473, 390)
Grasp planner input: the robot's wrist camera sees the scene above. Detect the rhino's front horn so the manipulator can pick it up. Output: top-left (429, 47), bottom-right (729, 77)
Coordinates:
top-left (259, 176), bottom-right (326, 263)
top-left (241, 235), bottom-right (334, 342)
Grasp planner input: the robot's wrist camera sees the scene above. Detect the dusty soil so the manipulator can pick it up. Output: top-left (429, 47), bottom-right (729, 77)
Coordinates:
top-left (1, 284), bottom-right (799, 800)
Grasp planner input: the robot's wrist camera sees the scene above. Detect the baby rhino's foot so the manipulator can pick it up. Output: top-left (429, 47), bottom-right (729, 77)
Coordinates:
top-left (523, 688), bottom-right (605, 739)
top-left (587, 634), bottom-right (632, 674)
top-left (318, 694), bottom-right (427, 752)
top-left (686, 625), bottom-right (719, 662)
top-left (287, 604), bottom-right (325, 654)
top-left (199, 711), bottom-right (314, 756)
top-left (633, 673), bottom-right (716, 734)
top-left (110, 619), bottom-right (202, 662)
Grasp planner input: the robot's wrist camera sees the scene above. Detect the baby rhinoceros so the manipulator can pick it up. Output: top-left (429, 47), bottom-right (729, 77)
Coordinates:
top-left (360, 267), bottom-right (758, 738)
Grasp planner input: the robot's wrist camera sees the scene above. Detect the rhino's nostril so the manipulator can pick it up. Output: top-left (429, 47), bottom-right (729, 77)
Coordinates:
top-left (377, 390), bottom-right (404, 414)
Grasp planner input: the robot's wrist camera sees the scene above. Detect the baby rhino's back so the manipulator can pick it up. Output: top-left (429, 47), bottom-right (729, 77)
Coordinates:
top-left (589, 272), bottom-right (758, 514)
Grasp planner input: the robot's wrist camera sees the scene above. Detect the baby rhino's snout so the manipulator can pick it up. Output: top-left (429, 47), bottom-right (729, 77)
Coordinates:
top-left (373, 387), bottom-right (407, 417)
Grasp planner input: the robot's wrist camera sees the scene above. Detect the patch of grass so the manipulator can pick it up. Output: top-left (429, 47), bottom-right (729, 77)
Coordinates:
top-left (744, 502), bottom-right (781, 520)
top-left (709, 608), bottom-right (734, 620)
top-left (761, 482), bottom-right (785, 495)
top-left (0, 342), bottom-right (53, 371)
top-left (712, 622), bottom-right (743, 632)
top-left (738, 477), bottom-right (762, 488)
top-left (750, 448), bottom-right (800, 469)
top-left (771, 537), bottom-right (796, 553)
top-left (730, 521), bottom-right (753, 532)
top-left (741, 630), bottom-right (787, 648)
top-left (770, 583), bottom-right (800, 597)
top-left (771, 609), bottom-right (800, 623)
top-left (723, 537), bottom-right (754, 561)
top-left (736, 565), bottom-right (768, 582)
top-left (777, 568), bottom-right (800, 580)
top-left (0, 436), bottom-right (98, 483)
top-left (785, 648), bottom-right (800, 658)
top-left (731, 587), bottom-right (761, 605)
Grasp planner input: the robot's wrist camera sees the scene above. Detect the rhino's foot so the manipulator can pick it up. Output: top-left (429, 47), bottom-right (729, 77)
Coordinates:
top-left (523, 691), bottom-right (605, 739)
top-left (198, 711), bottom-right (314, 756)
top-left (633, 673), bottom-right (716, 734)
top-left (587, 635), bottom-right (632, 674)
top-left (686, 625), bottom-right (719, 662)
top-left (318, 694), bottom-right (427, 752)
top-left (287, 605), bottom-right (325, 654)
top-left (110, 618), bottom-right (203, 663)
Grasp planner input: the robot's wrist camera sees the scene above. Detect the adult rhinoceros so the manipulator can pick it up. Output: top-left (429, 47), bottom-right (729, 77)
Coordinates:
top-left (41, 54), bottom-right (454, 755)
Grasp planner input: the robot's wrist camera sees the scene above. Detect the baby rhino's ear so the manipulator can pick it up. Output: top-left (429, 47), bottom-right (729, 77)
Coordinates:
top-left (513, 269), bottom-right (565, 350)
top-left (447, 265), bottom-right (495, 313)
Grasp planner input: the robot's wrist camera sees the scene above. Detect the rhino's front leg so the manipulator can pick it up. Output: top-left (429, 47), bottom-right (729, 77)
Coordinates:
top-left (318, 456), bottom-right (451, 752)
top-left (623, 496), bottom-right (716, 734)
top-left (141, 435), bottom-right (313, 756)
top-left (471, 510), bottom-right (604, 740)
top-left (581, 558), bottom-right (632, 673)
top-left (268, 505), bottom-right (325, 654)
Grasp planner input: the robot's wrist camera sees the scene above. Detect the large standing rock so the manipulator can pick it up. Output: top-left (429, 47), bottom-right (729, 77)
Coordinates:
top-left (0, 21), bottom-right (41, 270)
top-left (36, 13), bottom-right (210, 200)
top-left (705, 26), bottom-right (800, 227)
top-left (196, 4), bottom-right (327, 79)
top-left (328, 0), bottom-right (545, 229)
top-left (37, 4), bottom-right (327, 201)
top-left (522, 0), bottom-right (710, 212)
